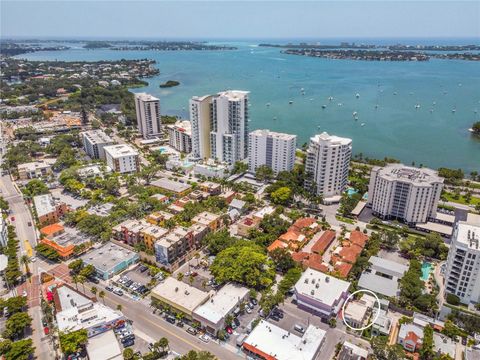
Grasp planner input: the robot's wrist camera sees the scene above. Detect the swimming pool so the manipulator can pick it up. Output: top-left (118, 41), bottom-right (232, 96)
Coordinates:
top-left (421, 262), bottom-right (433, 281)
top-left (346, 188), bottom-right (358, 196)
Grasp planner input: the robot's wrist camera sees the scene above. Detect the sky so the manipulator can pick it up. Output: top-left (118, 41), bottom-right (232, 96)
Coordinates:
top-left (1, 1), bottom-right (479, 40)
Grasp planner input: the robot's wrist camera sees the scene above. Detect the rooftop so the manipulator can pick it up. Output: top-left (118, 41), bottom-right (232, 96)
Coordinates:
top-left (358, 271), bottom-right (401, 298)
top-left (368, 256), bottom-right (409, 278)
top-left (193, 283), bottom-right (249, 325)
top-left (104, 144), bottom-right (138, 158)
top-left (310, 132), bottom-right (352, 146)
top-left (374, 163), bottom-right (444, 185)
top-left (80, 243), bottom-right (138, 273)
top-left (151, 178), bottom-right (192, 194)
top-left (81, 129), bottom-right (113, 145)
top-left (217, 90), bottom-right (249, 101)
top-left (295, 268), bottom-right (350, 306)
top-left (167, 120), bottom-right (192, 135)
top-left (192, 211), bottom-right (221, 226)
top-left (151, 277), bottom-right (210, 313)
top-left (135, 92), bottom-right (159, 102)
top-left (453, 221), bottom-right (480, 251)
top-left (416, 222), bottom-right (453, 237)
top-left (33, 193), bottom-right (57, 218)
top-left (250, 129), bottom-right (297, 141)
top-left (243, 320), bottom-right (326, 360)
top-left (86, 330), bottom-right (122, 360)
top-left (17, 158), bottom-right (56, 172)
top-left (341, 341), bottom-right (369, 359)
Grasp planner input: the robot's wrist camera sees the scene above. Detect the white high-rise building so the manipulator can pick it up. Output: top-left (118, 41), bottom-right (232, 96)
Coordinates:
top-left (81, 130), bottom-right (114, 160)
top-left (134, 93), bottom-right (161, 139)
top-left (304, 132), bottom-right (352, 199)
top-left (104, 144), bottom-right (140, 174)
top-left (367, 164), bottom-right (444, 224)
top-left (248, 129), bottom-right (296, 175)
top-left (166, 120), bottom-right (192, 154)
top-left (190, 90), bottom-right (249, 164)
top-left (445, 221), bottom-right (480, 304)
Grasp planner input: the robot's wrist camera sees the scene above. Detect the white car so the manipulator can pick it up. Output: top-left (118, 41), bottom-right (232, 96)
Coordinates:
top-left (199, 334), bottom-right (210, 343)
top-left (246, 307), bottom-right (252, 314)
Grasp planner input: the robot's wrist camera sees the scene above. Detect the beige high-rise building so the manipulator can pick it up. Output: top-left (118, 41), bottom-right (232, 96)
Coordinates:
top-left (135, 92), bottom-right (161, 139)
top-left (304, 132), bottom-right (352, 199)
top-left (367, 164), bottom-right (444, 224)
top-left (190, 95), bottom-right (213, 160)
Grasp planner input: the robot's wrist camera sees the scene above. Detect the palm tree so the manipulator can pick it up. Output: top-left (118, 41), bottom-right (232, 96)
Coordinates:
top-left (116, 304), bottom-right (122, 312)
top-left (72, 275), bottom-right (79, 290)
top-left (98, 290), bottom-right (106, 304)
top-left (156, 337), bottom-right (169, 353)
top-left (177, 272), bottom-right (184, 282)
top-left (90, 286), bottom-right (97, 297)
top-left (21, 255), bottom-right (31, 277)
top-left (78, 275), bottom-right (86, 294)
top-left (194, 252), bottom-right (201, 267)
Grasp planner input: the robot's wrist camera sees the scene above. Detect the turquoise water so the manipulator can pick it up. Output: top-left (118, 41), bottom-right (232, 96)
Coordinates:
top-left (421, 262), bottom-right (434, 281)
top-left (346, 188), bottom-right (358, 196)
top-left (19, 41), bottom-right (480, 172)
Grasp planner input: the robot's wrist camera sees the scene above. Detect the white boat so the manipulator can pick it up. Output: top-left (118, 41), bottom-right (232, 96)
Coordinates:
top-left (322, 105), bottom-right (327, 109)
top-left (300, 88), bottom-right (304, 91)
top-left (352, 111), bottom-right (358, 117)
top-left (338, 103), bottom-right (343, 106)
top-left (429, 109), bottom-right (434, 113)
top-left (433, 101), bottom-right (436, 105)
top-left (354, 116), bottom-right (359, 121)
top-left (375, 104), bottom-right (379, 109)
top-left (361, 123), bottom-right (365, 126)
top-left (310, 98), bottom-right (314, 101)
top-left (355, 93), bottom-right (360, 99)
top-left (289, 101), bottom-right (293, 105)
top-left (452, 108), bottom-right (456, 113)
top-left (415, 104), bottom-right (421, 109)
top-left (393, 92), bottom-right (398, 95)
top-left (266, 103), bottom-right (270, 107)
top-left (273, 116), bottom-right (277, 120)
top-left (328, 96), bottom-right (334, 101)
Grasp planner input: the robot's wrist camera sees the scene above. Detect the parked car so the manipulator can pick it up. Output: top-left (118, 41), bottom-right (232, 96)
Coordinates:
top-left (246, 307), bottom-right (252, 314)
top-left (199, 334), bottom-right (210, 343)
top-left (294, 324), bottom-right (305, 333)
top-left (270, 315), bottom-right (280, 321)
top-left (122, 339), bottom-right (134, 347)
top-left (106, 286), bottom-right (113, 292)
top-left (113, 288), bottom-right (123, 296)
top-left (89, 277), bottom-right (99, 284)
top-left (187, 327), bottom-right (198, 335)
top-left (225, 327), bottom-right (233, 334)
top-left (233, 318), bottom-right (240, 327)
top-left (139, 265), bottom-right (148, 273)
top-left (43, 327), bottom-right (49, 335)
top-left (166, 316), bottom-right (176, 324)
top-left (27, 221), bottom-right (32, 226)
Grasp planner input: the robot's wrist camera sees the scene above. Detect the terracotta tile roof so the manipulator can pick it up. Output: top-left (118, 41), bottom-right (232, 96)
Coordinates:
top-left (350, 230), bottom-right (368, 248)
top-left (40, 223), bottom-right (65, 236)
top-left (311, 230), bottom-right (336, 254)
top-left (307, 261), bottom-right (329, 273)
top-left (338, 245), bottom-right (363, 264)
top-left (405, 331), bottom-right (420, 345)
top-left (291, 252), bottom-right (310, 263)
top-left (279, 230), bottom-right (303, 243)
top-left (334, 262), bottom-right (353, 278)
top-left (267, 239), bottom-right (289, 253)
top-left (290, 217), bottom-right (317, 231)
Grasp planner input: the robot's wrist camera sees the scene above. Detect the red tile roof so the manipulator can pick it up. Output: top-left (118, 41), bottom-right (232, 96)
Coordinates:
top-left (267, 239), bottom-right (289, 253)
top-left (311, 230), bottom-right (336, 254)
top-left (291, 252), bottom-right (310, 263)
top-left (290, 217), bottom-right (317, 231)
top-left (334, 262), bottom-right (353, 278)
top-left (405, 331), bottom-right (420, 345)
top-left (337, 245), bottom-right (363, 264)
top-left (40, 223), bottom-right (64, 237)
top-left (350, 230), bottom-right (369, 248)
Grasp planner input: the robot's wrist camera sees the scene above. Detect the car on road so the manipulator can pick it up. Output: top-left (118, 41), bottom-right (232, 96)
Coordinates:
top-left (113, 288), bottom-right (123, 296)
top-left (270, 315), bottom-right (280, 321)
top-left (199, 334), bottom-right (210, 343)
top-left (122, 339), bottom-right (134, 347)
top-left (139, 265), bottom-right (148, 273)
top-left (22, 290), bottom-right (27, 297)
top-left (225, 327), bottom-right (233, 334)
top-left (251, 298), bottom-right (258, 305)
top-left (246, 307), bottom-right (252, 314)
top-left (166, 316), bottom-right (176, 324)
top-left (27, 221), bottom-right (32, 226)
top-left (30, 256), bottom-right (36, 262)
top-left (10, 217), bottom-right (14, 221)
top-left (187, 327), bottom-right (198, 335)
top-left (106, 286), bottom-right (113, 292)
top-left (43, 327), bottom-right (49, 335)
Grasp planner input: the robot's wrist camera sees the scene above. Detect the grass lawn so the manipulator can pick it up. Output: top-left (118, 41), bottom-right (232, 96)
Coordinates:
top-left (442, 192), bottom-right (480, 206)
top-left (336, 215), bottom-right (356, 225)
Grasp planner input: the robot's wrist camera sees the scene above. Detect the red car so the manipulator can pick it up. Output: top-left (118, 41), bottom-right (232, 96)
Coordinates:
top-left (10, 216), bottom-right (15, 221)
top-left (43, 327), bottom-right (49, 335)
top-left (225, 327), bottom-right (233, 334)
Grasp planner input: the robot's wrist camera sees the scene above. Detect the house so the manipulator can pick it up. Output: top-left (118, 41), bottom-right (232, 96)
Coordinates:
top-left (398, 323), bottom-right (423, 352)
top-left (40, 227), bottom-right (90, 259)
top-left (192, 211), bottom-right (222, 231)
top-left (338, 341), bottom-right (369, 360)
top-left (294, 268), bottom-right (350, 319)
top-left (237, 216), bottom-right (260, 237)
top-left (343, 294), bottom-right (376, 329)
top-left (150, 193), bottom-right (169, 203)
top-left (17, 159), bottom-right (55, 180)
top-left (229, 199), bottom-right (247, 214)
top-left (33, 194), bottom-right (69, 226)
top-left (151, 178), bottom-right (192, 196)
top-left (358, 256), bottom-right (408, 298)
top-left (199, 181), bottom-right (221, 195)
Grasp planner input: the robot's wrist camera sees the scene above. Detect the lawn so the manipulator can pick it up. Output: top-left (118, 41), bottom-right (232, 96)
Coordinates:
top-left (442, 192), bottom-right (480, 206)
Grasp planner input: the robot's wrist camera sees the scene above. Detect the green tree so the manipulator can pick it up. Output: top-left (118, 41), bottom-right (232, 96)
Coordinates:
top-left (3, 312), bottom-right (32, 339)
top-left (371, 336), bottom-right (406, 360)
top-left (420, 325), bottom-right (434, 360)
top-left (178, 351), bottom-right (217, 360)
top-left (270, 247), bottom-right (295, 273)
top-left (232, 161), bottom-right (248, 174)
top-left (98, 290), bottom-right (106, 304)
top-left (123, 348), bottom-right (135, 360)
top-left (59, 329), bottom-right (88, 356)
top-left (23, 179), bottom-right (49, 197)
top-left (1, 338), bottom-right (35, 360)
top-left (255, 165), bottom-right (274, 182)
top-left (90, 286), bottom-right (97, 297)
top-left (270, 186), bottom-right (293, 205)
top-left (68, 259), bottom-right (84, 274)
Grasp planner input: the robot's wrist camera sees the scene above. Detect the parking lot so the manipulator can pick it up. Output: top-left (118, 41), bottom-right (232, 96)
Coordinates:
top-left (108, 264), bottom-right (155, 298)
top-left (122, 264), bottom-right (152, 287)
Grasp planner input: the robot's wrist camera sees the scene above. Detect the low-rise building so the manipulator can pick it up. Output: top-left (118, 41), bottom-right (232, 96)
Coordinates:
top-left (104, 144), bottom-right (140, 173)
top-left (33, 193), bottom-right (69, 226)
top-left (81, 130), bottom-right (114, 160)
top-left (199, 181), bottom-right (221, 195)
top-left (193, 162), bottom-right (230, 179)
top-left (86, 329), bottom-right (123, 360)
top-left (146, 211), bottom-right (174, 226)
top-left (166, 120), bottom-right (192, 153)
top-left (150, 277), bottom-right (210, 320)
top-left (0, 217), bottom-right (8, 247)
top-left (358, 256), bottom-right (408, 298)
top-left (140, 224), bottom-right (169, 252)
top-left (154, 226), bottom-right (195, 270)
top-left (151, 178), bottom-right (192, 196)
top-left (398, 323), bottom-right (424, 352)
top-left (338, 341), bottom-right (369, 360)
top-left (111, 219), bottom-right (151, 245)
top-left (343, 294), bottom-right (376, 329)
top-left (242, 319), bottom-right (326, 360)
top-left (237, 216), bottom-right (260, 237)
top-left (17, 159), bottom-right (55, 180)
top-left (80, 243), bottom-right (139, 280)
top-left (150, 193), bottom-right (169, 203)
top-left (193, 283), bottom-right (249, 335)
top-left (54, 284), bottom-right (125, 337)
top-left (192, 211), bottom-right (222, 231)
top-left (40, 225), bottom-right (90, 259)
top-left (294, 268), bottom-right (350, 319)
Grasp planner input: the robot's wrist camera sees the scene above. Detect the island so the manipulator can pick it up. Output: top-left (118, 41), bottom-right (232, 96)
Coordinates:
top-left (283, 49), bottom-right (429, 62)
top-left (110, 41), bottom-right (236, 51)
top-left (83, 41), bottom-right (112, 49)
top-left (159, 80), bottom-right (180, 88)
top-left (0, 41), bottom-right (69, 57)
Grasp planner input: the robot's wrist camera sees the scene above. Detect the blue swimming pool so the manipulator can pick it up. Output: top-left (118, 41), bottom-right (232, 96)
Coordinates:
top-left (346, 188), bottom-right (358, 196)
top-left (421, 262), bottom-right (433, 281)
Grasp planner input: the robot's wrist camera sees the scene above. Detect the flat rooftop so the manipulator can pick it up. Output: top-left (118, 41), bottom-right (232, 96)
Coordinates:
top-left (33, 193), bottom-right (56, 218)
top-left (86, 330), bottom-right (122, 360)
top-left (82, 129), bottom-right (113, 145)
top-left (80, 243), bottom-right (138, 273)
top-left (295, 268), bottom-right (350, 306)
top-left (104, 144), bottom-right (138, 158)
top-left (310, 132), bottom-right (352, 146)
top-left (151, 178), bottom-right (192, 194)
top-left (368, 256), bottom-right (408, 279)
top-left (167, 120), bottom-right (192, 135)
top-left (244, 320), bottom-right (326, 360)
top-left (416, 222), bottom-right (453, 237)
top-left (151, 277), bottom-right (210, 313)
top-left (358, 271), bottom-right (400, 298)
top-left (453, 221), bottom-right (480, 251)
top-left (193, 283), bottom-right (249, 324)
top-left (250, 129), bottom-right (297, 141)
top-left (135, 92), bottom-right (159, 102)
top-left (18, 158), bottom-right (55, 171)
top-left (375, 163), bottom-right (443, 185)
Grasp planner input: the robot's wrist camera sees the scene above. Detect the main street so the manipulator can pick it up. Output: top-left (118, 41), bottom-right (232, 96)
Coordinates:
top-left (0, 173), bottom-right (56, 360)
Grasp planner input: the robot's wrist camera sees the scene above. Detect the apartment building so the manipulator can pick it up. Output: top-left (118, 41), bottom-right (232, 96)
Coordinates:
top-left (154, 226), bottom-right (197, 269)
top-left (33, 193), bottom-right (69, 226)
top-left (248, 129), bottom-right (296, 174)
top-left (104, 144), bottom-right (140, 173)
top-left (444, 221), bottom-right (480, 304)
top-left (81, 130), bottom-right (114, 160)
top-left (304, 132), bottom-right (352, 199)
top-left (17, 159), bottom-right (55, 180)
top-left (166, 120), bottom-right (192, 153)
top-left (367, 164), bottom-right (444, 224)
top-left (111, 219), bottom-right (150, 245)
top-left (190, 90), bottom-right (249, 164)
top-left (0, 217), bottom-right (7, 247)
top-left (135, 92), bottom-right (161, 139)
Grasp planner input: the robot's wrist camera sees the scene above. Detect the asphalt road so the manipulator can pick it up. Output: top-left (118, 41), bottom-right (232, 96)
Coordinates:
top-left (0, 174), bottom-right (56, 360)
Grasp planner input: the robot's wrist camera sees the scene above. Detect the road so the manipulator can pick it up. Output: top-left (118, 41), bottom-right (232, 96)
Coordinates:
top-left (0, 174), bottom-right (56, 360)
top-left (88, 282), bottom-right (243, 359)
